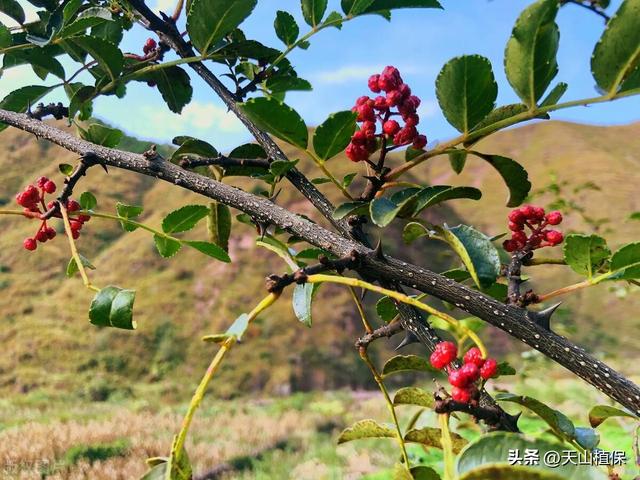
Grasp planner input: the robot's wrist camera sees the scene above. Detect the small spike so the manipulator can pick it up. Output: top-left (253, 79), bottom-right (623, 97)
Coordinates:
top-left (373, 239), bottom-right (386, 261)
top-left (505, 411), bottom-right (522, 431)
top-left (527, 302), bottom-right (562, 330)
top-left (395, 331), bottom-right (420, 350)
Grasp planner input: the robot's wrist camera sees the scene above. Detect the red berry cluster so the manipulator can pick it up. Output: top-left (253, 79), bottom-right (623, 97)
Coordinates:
top-left (345, 66), bottom-right (427, 162)
top-left (143, 38), bottom-right (157, 55)
top-left (503, 205), bottom-right (564, 253)
top-left (430, 342), bottom-right (499, 404)
top-left (15, 177), bottom-right (90, 251)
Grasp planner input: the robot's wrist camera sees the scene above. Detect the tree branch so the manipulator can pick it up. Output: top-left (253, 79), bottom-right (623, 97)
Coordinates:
top-left (179, 155), bottom-right (270, 170)
top-left (2, 110), bottom-right (638, 417)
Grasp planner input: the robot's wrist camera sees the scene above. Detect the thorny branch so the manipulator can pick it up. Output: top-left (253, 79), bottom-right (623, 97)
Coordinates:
top-left (179, 155), bottom-right (270, 170)
top-left (434, 389), bottom-right (518, 432)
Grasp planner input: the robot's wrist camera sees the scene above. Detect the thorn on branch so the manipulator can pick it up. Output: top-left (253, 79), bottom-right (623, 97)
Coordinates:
top-left (27, 102), bottom-right (69, 121)
top-left (395, 331), bottom-right (421, 350)
top-left (526, 302), bottom-right (562, 331)
top-left (143, 144), bottom-right (160, 161)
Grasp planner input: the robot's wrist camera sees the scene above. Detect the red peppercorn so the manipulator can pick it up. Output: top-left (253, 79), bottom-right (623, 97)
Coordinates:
top-left (480, 358), bottom-right (498, 379)
top-left (412, 134), bottom-right (427, 150)
top-left (23, 237), bottom-right (37, 251)
top-left (43, 180), bottom-right (56, 194)
top-left (383, 120), bottom-right (400, 136)
top-left (66, 200), bottom-right (81, 212)
top-left (545, 230), bottom-right (564, 245)
top-left (463, 347), bottom-right (485, 368)
top-left (460, 362), bottom-right (480, 383)
top-left (448, 369), bottom-right (471, 388)
top-left (451, 386), bottom-right (473, 404)
top-left (546, 211), bottom-right (562, 225)
top-left (143, 37), bottom-right (157, 55)
top-left (368, 74), bottom-right (381, 93)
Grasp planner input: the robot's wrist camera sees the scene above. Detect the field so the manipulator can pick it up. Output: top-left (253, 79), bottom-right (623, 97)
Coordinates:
top-left (1, 364), bottom-right (638, 479)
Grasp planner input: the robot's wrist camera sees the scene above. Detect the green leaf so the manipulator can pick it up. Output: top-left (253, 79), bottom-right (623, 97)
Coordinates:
top-left (410, 466), bottom-right (441, 480)
top-left (471, 103), bottom-right (528, 131)
top-left (393, 387), bottom-right (434, 408)
top-left (187, 0), bottom-right (257, 54)
top-left (539, 82), bottom-right (568, 107)
top-left (292, 282), bottom-right (319, 327)
top-left (256, 236), bottom-right (298, 271)
top-left (239, 97), bottom-right (308, 148)
top-left (341, 0), bottom-right (375, 15)
top-left (3, 48), bottom-right (65, 80)
top-left (607, 242), bottom-right (640, 280)
top-left (0, 0), bottom-right (25, 24)
top-left (58, 7), bottom-right (114, 38)
top-left (382, 354), bottom-right (438, 377)
top-left (313, 110), bottom-right (357, 160)
top-left (591, 0), bottom-right (640, 94)
top-left (64, 35), bottom-right (123, 80)
top-left (184, 241), bottom-right (231, 262)
top-left (66, 254), bottom-right (96, 278)
top-left (405, 427), bottom-right (467, 453)
top-left (333, 201), bottom-right (368, 220)
top-left (496, 361), bottom-right (516, 377)
top-left (0, 85), bottom-right (53, 131)
top-left (460, 465), bottom-right (566, 480)
top-left (574, 427), bottom-right (600, 450)
top-left (449, 150), bottom-right (467, 174)
top-left (436, 55), bottom-right (497, 133)
top-left (89, 286), bottom-right (136, 330)
top-left (77, 123), bottom-right (122, 148)
top-left (588, 405), bottom-right (637, 428)
top-left (207, 202), bottom-right (231, 251)
top-left (0, 23), bottom-right (11, 48)
top-left (167, 435), bottom-right (193, 480)
top-left (470, 153), bottom-right (531, 207)
top-left (457, 432), bottom-right (607, 480)
top-left (370, 197), bottom-right (399, 227)
top-left (563, 234), bottom-right (610, 279)
top-left (437, 224), bottom-right (501, 289)
top-left (376, 296), bottom-right (398, 322)
top-left (411, 186), bottom-right (482, 216)
top-left (270, 159), bottom-right (298, 178)
top-left (116, 202), bottom-right (143, 232)
top-left (364, 0), bottom-right (442, 13)
top-left (79, 191), bottom-right (97, 210)
top-left (64, 82), bottom-right (94, 120)
top-left (59, 163), bottom-right (74, 176)
top-left (337, 419), bottom-right (396, 444)
top-left (504, 0), bottom-right (560, 107)
top-left (301, 0), bottom-right (327, 26)
top-left (342, 172), bottom-right (357, 188)
top-left (171, 137), bottom-right (218, 161)
top-left (225, 313), bottom-right (250, 341)
top-left (403, 221), bottom-right (430, 244)
top-left (265, 75), bottom-right (312, 93)
top-left (495, 393), bottom-right (575, 442)
top-left (145, 66), bottom-right (193, 114)
top-left (162, 205), bottom-right (210, 234)
top-left (154, 235), bottom-right (182, 258)
top-left (274, 10), bottom-right (299, 46)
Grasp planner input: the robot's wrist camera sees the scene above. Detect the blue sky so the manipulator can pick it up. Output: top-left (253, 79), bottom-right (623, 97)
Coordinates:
top-left (2, 0), bottom-right (639, 151)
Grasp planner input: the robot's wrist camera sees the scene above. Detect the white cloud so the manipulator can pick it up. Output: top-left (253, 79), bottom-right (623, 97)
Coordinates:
top-left (314, 65), bottom-right (386, 85)
top-left (312, 64), bottom-right (430, 85)
top-left (0, 66), bottom-right (41, 98)
top-left (138, 101), bottom-right (245, 139)
top-left (153, 0), bottom-right (176, 13)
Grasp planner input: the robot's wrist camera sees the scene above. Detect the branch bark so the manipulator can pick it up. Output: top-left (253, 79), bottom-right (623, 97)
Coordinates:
top-left (2, 110), bottom-right (638, 417)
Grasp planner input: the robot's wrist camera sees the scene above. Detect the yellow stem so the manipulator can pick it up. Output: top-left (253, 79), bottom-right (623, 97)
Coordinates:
top-left (536, 279), bottom-right (593, 302)
top-left (174, 292), bottom-right (280, 455)
top-left (439, 414), bottom-right (455, 480)
top-left (359, 348), bottom-right (410, 466)
top-left (60, 205), bottom-right (99, 292)
top-left (348, 286), bottom-right (373, 333)
top-left (307, 274), bottom-right (487, 357)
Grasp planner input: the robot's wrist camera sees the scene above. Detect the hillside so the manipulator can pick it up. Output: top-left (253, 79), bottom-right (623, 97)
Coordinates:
top-left (0, 120), bottom-right (637, 401)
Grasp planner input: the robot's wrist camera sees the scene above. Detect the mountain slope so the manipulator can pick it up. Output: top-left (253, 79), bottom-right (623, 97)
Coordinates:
top-left (0, 120), bottom-right (637, 399)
